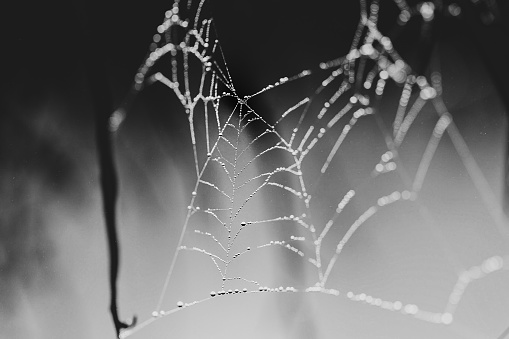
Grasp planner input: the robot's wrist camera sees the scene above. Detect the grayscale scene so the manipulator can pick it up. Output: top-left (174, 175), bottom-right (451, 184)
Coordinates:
top-left (2, 0), bottom-right (509, 338)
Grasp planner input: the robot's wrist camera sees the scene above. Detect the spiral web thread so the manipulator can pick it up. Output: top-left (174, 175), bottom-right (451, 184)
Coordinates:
top-left (118, 0), bottom-right (509, 337)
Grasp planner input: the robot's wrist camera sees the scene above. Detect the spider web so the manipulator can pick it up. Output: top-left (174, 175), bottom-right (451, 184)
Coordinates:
top-left (115, 0), bottom-right (509, 338)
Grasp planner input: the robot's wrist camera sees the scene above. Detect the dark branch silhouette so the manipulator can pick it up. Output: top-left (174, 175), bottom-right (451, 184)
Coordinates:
top-left (73, 2), bottom-right (137, 337)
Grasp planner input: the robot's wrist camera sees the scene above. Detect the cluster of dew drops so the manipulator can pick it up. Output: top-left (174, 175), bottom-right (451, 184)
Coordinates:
top-left (127, 0), bottom-right (509, 333)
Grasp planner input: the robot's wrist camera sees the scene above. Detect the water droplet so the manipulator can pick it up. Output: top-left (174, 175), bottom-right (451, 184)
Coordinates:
top-left (360, 44), bottom-right (375, 55)
top-left (391, 191), bottom-right (401, 201)
top-left (386, 162), bottom-right (397, 171)
top-left (402, 190), bottom-right (411, 200)
top-left (448, 4), bottom-right (461, 17)
top-left (210, 291), bottom-right (216, 297)
top-left (177, 301), bottom-right (184, 308)
top-left (404, 304), bottom-right (418, 314)
top-left (380, 37), bottom-right (393, 50)
top-left (398, 11), bottom-right (410, 24)
top-left (419, 2), bottom-right (435, 21)
top-left (441, 312), bottom-right (453, 325)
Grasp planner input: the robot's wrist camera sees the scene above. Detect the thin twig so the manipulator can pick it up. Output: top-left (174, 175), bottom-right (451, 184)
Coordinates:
top-left (72, 2), bottom-right (136, 337)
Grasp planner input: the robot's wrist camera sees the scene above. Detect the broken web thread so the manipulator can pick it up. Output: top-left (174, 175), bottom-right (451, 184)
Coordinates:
top-left (118, 0), bottom-right (509, 338)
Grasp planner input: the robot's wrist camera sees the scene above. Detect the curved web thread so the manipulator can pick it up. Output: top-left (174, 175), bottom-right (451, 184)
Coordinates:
top-left (118, 0), bottom-right (509, 338)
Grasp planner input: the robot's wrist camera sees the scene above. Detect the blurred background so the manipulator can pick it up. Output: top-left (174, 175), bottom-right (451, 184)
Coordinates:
top-left (1, 0), bottom-right (509, 338)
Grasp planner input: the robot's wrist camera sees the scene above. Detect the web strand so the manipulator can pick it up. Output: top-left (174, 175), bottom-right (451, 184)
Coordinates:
top-left (115, 1), bottom-right (509, 337)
